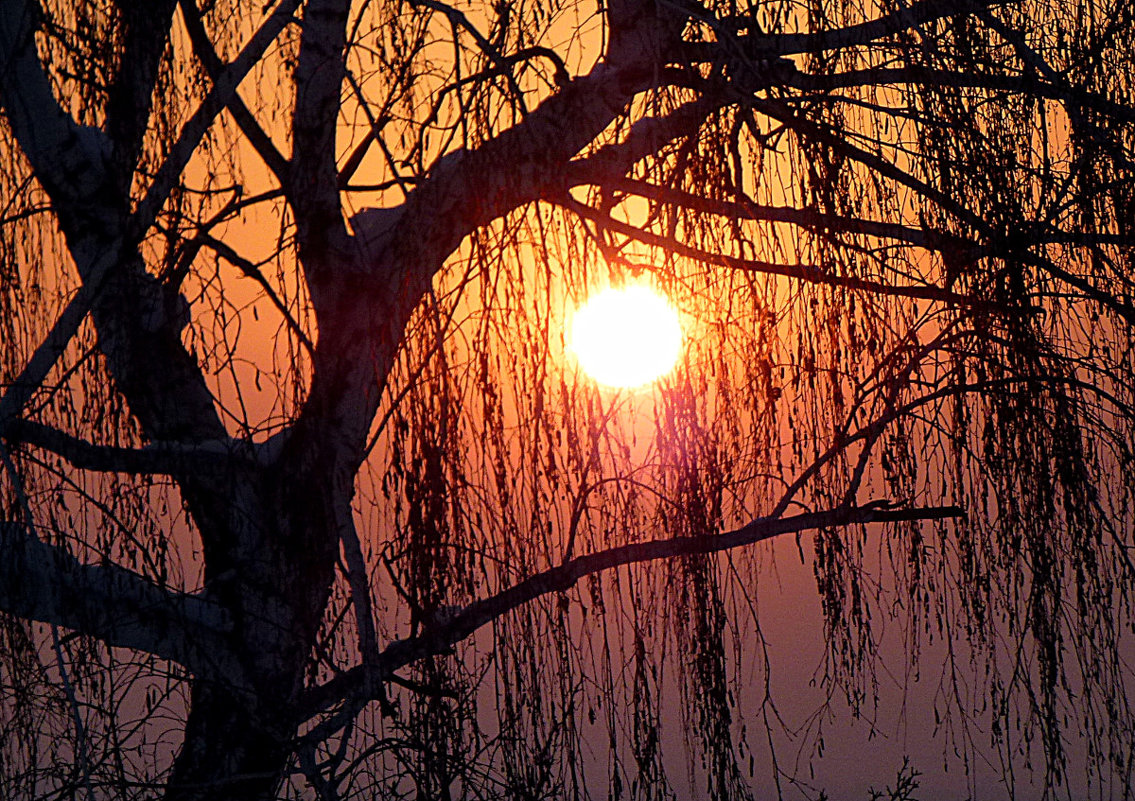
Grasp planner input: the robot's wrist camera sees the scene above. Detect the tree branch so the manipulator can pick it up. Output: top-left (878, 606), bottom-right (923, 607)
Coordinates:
top-left (178, 0), bottom-right (292, 188)
top-left (679, 0), bottom-right (1016, 62)
top-left (290, 0), bottom-right (352, 263)
top-left (132, 0), bottom-right (302, 239)
top-left (408, 0), bottom-right (531, 115)
top-left (302, 502), bottom-right (963, 713)
top-left (347, 1), bottom-right (698, 271)
top-left (749, 99), bottom-right (1135, 327)
top-left (782, 66), bottom-right (1135, 126)
top-left (4, 420), bottom-right (252, 475)
top-left (0, 0), bottom-right (113, 204)
top-left (556, 194), bottom-right (1002, 310)
top-left (564, 93), bottom-right (721, 186)
top-left (190, 232), bottom-right (316, 356)
top-left (0, 0), bottom-right (303, 441)
top-left (577, 173), bottom-right (967, 252)
top-left (105, 1), bottom-right (180, 185)
top-left (0, 520), bottom-right (247, 692)
top-left (298, 18), bottom-right (691, 471)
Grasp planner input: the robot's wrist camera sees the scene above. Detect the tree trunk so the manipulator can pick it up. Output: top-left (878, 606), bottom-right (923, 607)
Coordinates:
top-left (165, 682), bottom-right (298, 801)
top-left (164, 464), bottom-right (347, 799)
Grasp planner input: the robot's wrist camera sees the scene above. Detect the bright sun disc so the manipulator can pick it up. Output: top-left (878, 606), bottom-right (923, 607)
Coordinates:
top-left (569, 285), bottom-right (683, 389)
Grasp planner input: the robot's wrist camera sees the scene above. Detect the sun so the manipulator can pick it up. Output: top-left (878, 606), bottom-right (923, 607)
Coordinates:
top-left (569, 284), bottom-right (683, 389)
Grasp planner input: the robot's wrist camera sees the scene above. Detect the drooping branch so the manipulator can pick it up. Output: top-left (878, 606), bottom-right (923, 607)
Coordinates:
top-left (302, 502), bottom-right (963, 714)
top-left (294, 8), bottom-right (695, 468)
top-left (575, 173), bottom-right (969, 252)
top-left (105, 1), bottom-right (181, 183)
top-left (748, 99), bottom-right (1135, 326)
top-left (408, 0), bottom-right (530, 114)
top-left (189, 232), bottom-right (315, 355)
top-left (131, 0), bottom-right (303, 239)
top-left (781, 66), bottom-right (1135, 127)
top-left (751, 97), bottom-right (991, 233)
top-left (0, 0), bottom-right (113, 203)
top-left (346, 1), bottom-right (697, 271)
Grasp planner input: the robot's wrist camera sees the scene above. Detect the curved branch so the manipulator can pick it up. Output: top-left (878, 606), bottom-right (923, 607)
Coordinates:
top-left (302, 502), bottom-right (963, 713)
top-left (303, 23), bottom-right (693, 468)
top-left (0, 0), bottom-right (112, 203)
top-left (408, 0), bottom-right (530, 114)
top-left (190, 232), bottom-right (316, 356)
top-left (0, 0), bottom-right (303, 440)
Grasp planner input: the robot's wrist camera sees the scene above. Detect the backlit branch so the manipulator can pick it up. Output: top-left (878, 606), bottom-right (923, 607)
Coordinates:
top-left (0, 520), bottom-right (246, 690)
top-left (4, 420), bottom-right (251, 475)
top-left (749, 100), bottom-right (1135, 325)
top-left (564, 93), bottom-right (722, 186)
top-left (0, 0), bottom-right (303, 440)
top-left (579, 175), bottom-right (1135, 278)
top-left (290, 0), bottom-right (352, 263)
top-left (303, 502), bottom-right (963, 714)
top-left (580, 174), bottom-right (968, 252)
top-left (678, 0), bottom-right (1016, 62)
top-left (190, 233), bottom-right (316, 356)
top-left (556, 194), bottom-right (1003, 310)
top-left (132, 0), bottom-right (303, 239)
top-left (178, 0), bottom-right (293, 187)
top-left (408, 0), bottom-right (530, 115)
top-left (783, 66), bottom-right (1135, 126)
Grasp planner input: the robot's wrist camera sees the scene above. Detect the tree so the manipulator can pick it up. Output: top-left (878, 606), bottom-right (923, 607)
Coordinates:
top-left (1, 0), bottom-right (1133, 797)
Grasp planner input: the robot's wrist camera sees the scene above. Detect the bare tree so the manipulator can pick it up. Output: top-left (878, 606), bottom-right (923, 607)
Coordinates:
top-left (1, 0), bottom-right (1134, 798)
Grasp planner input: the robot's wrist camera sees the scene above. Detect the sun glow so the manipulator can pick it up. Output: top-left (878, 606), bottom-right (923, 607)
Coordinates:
top-left (569, 285), bottom-right (683, 389)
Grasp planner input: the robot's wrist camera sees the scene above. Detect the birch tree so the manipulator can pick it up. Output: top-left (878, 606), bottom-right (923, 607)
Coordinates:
top-left (1, 0), bottom-right (1134, 798)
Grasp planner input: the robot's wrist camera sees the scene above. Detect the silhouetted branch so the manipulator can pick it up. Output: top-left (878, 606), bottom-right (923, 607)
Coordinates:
top-left (679, 0), bottom-right (1016, 61)
top-left (408, 0), bottom-right (529, 115)
top-left (0, 0), bottom-right (303, 438)
top-left (178, 0), bottom-right (293, 186)
top-left (290, 0), bottom-right (353, 262)
top-left (132, 0), bottom-right (303, 239)
top-left (4, 420), bottom-right (251, 475)
top-left (0, 520), bottom-right (246, 690)
top-left (564, 93), bottom-right (722, 184)
top-left (782, 66), bottom-right (1135, 126)
top-left (190, 233), bottom-right (316, 356)
top-left (303, 502), bottom-right (964, 713)
top-left (557, 195), bottom-right (1003, 310)
top-left (0, 0), bottom-right (112, 202)
top-left (579, 173), bottom-right (969, 251)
